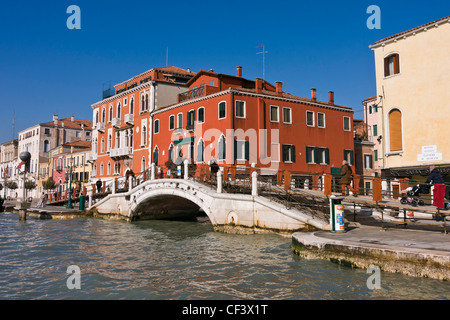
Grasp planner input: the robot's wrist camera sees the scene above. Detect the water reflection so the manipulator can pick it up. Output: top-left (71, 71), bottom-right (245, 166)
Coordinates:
top-left (0, 214), bottom-right (449, 300)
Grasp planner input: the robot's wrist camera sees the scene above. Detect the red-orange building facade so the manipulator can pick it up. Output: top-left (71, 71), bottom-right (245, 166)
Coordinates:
top-left (91, 65), bottom-right (355, 184)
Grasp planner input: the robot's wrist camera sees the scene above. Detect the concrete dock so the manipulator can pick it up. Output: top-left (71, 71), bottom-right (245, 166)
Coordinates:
top-left (292, 226), bottom-right (450, 280)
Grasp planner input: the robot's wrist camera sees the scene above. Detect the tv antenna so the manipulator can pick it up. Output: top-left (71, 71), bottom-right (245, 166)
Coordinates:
top-left (256, 44), bottom-right (268, 80)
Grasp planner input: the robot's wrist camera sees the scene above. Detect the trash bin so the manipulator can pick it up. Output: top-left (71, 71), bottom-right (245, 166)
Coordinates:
top-left (330, 196), bottom-right (345, 232)
top-left (79, 195), bottom-right (85, 211)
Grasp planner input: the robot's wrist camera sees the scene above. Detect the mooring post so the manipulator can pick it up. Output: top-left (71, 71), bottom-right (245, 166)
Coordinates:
top-left (88, 187), bottom-right (93, 208)
top-left (217, 170), bottom-right (223, 193)
top-left (151, 163), bottom-right (156, 180)
top-left (252, 171), bottom-right (258, 196)
top-left (128, 175), bottom-right (133, 191)
top-left (184, 160), bottom-right (189, 180)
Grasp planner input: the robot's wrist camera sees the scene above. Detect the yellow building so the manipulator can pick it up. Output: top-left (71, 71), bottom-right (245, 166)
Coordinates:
top-left (369, 16), bottom-right (450, 182)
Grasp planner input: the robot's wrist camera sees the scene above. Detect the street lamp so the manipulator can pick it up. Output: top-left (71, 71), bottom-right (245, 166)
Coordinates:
top-left (66, 156), bottom-right (74, 209)
top-left (18, 151), bottom-right (31, 221)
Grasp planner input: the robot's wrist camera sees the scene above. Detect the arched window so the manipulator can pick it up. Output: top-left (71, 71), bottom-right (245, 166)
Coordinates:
top-left (100, 163), bottom-right (104, 176)
top-left (109, 106), bottom-right (113, 122)
top-left (102, 108), bottom-right (106, 123)
top-left (141, 157), bottom-right (146, 172)
top-left (168, 144), bottom-right (174, 162)
top-left (388, 109), bottom-right (403, 152)
top-left (145, 94), bottom-right (149, 110)
top-left (130, 98), bottom-right (134, 115)
top-left (218, 135), bottom-right (226, 160)
top-left (197, 139), bottom-right (204, 163)
top-left (142, 126), bottom-right (147, 146)
top-left (108, 134), bottom-right (112, 151)
top-left (101, 138), bottom-right (105, 153)
top-left (95, 111), bottom-right (99, 124)
top-left (117, 103), bottom-right (121, 119)
top-left (141, 95), bottom-right (145, 112)
top-left (107, 162), bottom-right (111, 175)
top-left (153, 146), bottom-right (159, 166)
top-left (384, 53), bottom-right (400, 77)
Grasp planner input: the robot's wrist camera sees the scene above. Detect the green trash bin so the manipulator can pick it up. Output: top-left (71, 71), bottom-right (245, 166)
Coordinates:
top-left (79, 195), bottom-right (85, 211)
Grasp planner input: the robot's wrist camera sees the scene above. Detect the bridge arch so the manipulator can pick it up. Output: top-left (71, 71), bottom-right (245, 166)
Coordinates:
top-left (128, 184), bottom-right (215, 223)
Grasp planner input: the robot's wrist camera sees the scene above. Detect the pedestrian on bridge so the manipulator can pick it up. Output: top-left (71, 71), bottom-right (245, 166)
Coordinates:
top-left (341, 160), bottom-right (358, 197)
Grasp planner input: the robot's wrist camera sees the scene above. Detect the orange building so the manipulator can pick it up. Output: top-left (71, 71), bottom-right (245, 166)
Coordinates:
top-left (90, 66), bottom-right (195, 187)
top-left (151, 67), bottom-right (355, 176)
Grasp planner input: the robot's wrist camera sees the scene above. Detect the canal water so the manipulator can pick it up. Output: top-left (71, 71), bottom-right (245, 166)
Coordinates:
top-left (0, 212), bottom-right (448, 300)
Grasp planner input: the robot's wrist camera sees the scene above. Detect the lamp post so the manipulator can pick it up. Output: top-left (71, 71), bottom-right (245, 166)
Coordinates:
top-left (66, 156), bottom-right (74, 209)
top-left (18, 151), bottom-right (31, 221)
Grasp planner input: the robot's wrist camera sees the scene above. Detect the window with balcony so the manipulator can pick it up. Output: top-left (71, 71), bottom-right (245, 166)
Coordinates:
top-left (187, 110), bottom-right (195, 130)
top-left (177, 113), bottom-right (183, 129)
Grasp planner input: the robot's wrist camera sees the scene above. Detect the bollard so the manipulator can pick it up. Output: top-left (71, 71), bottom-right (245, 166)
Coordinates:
top-left (88, 188), bottom-right (93, 208)
top-left (184, 160), bottom-right (189, 180)
top-left (79, 195), bottom-right (85, 211)
top-left (252, 171), bottom-right (258, 196)
top-left (330, 195), bottom-right (345, 232)
top-left (217, 170), bottom-right (223, 193)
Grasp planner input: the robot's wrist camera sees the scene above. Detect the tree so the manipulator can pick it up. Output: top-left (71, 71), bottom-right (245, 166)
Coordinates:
top-left (42, 178), bottom-right (56, 192)
top-left (6, 181), bottom-right (18, 190)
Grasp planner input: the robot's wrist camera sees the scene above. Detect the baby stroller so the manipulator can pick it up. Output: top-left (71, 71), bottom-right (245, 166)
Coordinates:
top-left (400, 184), bottom-right (426, 207)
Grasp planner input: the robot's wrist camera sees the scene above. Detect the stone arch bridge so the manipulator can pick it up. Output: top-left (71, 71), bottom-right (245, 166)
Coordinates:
top-left (90, 175), bottom-right (331, 234)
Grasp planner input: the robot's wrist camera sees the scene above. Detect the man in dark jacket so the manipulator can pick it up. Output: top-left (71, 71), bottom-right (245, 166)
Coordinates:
top-left (425, 166), bottom-right (444, 184)
top-left (341, 160), bottom-right (358, 197)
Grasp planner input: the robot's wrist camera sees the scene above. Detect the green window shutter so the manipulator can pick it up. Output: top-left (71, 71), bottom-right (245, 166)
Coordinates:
top-left (245, 141), bottom-right (250, 161)
top-left (350, 150), bottom-right (354, 165)
top-left (325, 148), bottom-right (329, 164)
top-left (282, 145), bottom-right (288, 162)
top-left (306, 147), bottom-right (312, 163)
top-left (314, 147), bottom-right (319, 164)
top-left (187, 111), bottom-right (191, 126)
top-left (291, 145), bottom-right (296, 163)
top-left (234, 140), bottom-right (237, 161)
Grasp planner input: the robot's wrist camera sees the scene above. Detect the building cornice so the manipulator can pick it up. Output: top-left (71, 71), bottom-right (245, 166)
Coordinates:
top-left (91, 82), bottom-right (151, 109)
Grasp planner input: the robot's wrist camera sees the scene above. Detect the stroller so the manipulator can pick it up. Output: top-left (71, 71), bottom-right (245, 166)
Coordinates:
top-left (400, 184), bottom-right (428, 207)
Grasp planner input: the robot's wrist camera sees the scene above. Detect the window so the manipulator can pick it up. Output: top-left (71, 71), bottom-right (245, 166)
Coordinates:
top-left (187, 110), bottom-right (195, 129)
top-left (109, 106), bottom-right (113, 122)
top-left (306, 111), bottom-right (314, 126)
top-left (388, 109), bottom-right (403, 152)
top-left (142, 126), bottom-right (147, 146)
top-left (198, 107), bottom-right (205, 123)
top-left (177, 113), bottom-right (183, 129)
top-left (100, 163), bottom-right (104, 176)
top-left (218, 136), bottom-right (226, 161)
top-left (197, 139), bottom-right (204, 163)
top-left (141, 157), bottom-right (146, 172)
top-left (234, 140), bottom-right (249, 161)
top-left (102, 108), bottom-right (106, 123)
top-left (270, 106), bottom-right (279, 122)
top-left (344, 149), bottom-right (354, 165)
top-left (373, 124), bottom-right (378, 137)
top-left (107, 162), bottom-right (111, 175)
top-left (374, 150), bottom-right (378, 162)
top-left (364, 154), bottom-right (373, 169)
top-left (154, 119), bottom-right (159, 134)
top-left (43, 140), bottom-right (50, 153)
top-left (384, 53), bottom-right (400, 77)
top-left (218, 101), bottom-right (226, 119)
top-left (168, 144), bottom-right (174, 162)
top-left (130, 98), bottom-right (134, 115)
top-left (343, 116), bottom-right (351, 131)
top-left (235, 101), bottom-right (245, 118)
top-left (282, 107), bottom-right (291, 124)
top-left (153, 146), bottom-right (159, 166)
top-left (169, 115), bottom-right (175, 130)
top-left (317, 113), bottom-right (325, 128)
top-left (101, 138), bottom-right (105, 153)
top-left (282, 145), bottom-right (296, 163)
top-left (117, 103), bottom-right (121, 119)
top-left (306, 146), bottom-right (315, 163)
top-left (316, 147), bottom-right (329, 164)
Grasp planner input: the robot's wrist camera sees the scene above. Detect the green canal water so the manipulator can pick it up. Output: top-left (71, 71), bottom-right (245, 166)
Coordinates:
top-left (0, 212), bottom-right (448, 300)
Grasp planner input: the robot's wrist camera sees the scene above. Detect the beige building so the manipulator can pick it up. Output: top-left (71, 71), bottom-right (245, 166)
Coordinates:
top-left (369, 16), bottom-right (450, 183)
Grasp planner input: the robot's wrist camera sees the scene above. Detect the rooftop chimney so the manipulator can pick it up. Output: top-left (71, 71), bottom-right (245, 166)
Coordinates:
top-left (53, 114), bottom-right (58, 126)
top-left (236, 66), bottom-right (242, 77)
top-left (255, 78), bottom-right (263, 93)
top-left (328, 91), bottom-right (334, 105)
top-left (71, 115), bottom-right (75, 122)
top-left (275, 81), bottom-right (283, 96)
top-left (311, 88), bottom-right (317, 102)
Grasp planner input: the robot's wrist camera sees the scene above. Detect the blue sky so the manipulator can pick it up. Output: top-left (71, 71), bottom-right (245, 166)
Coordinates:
top-left (0, 0), bottom-right (448, 143)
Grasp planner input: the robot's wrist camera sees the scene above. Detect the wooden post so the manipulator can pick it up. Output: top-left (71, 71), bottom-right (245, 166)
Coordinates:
top-left (353, 175), bottom-right (361, 196)
top-left (373, 178), bottom-right (382, 202)
top-left (284, 171), bottom-right (291, 191)
top-left (324, 174), bottom-right (332, 196)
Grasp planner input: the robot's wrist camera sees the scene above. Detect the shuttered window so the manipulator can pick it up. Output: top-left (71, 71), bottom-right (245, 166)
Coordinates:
top-left (389, 109), bottom-right (403, 151)
top-left (384, 54), bottom-right (400, 77)
top-left (282, 145), bottom-right (296, 163)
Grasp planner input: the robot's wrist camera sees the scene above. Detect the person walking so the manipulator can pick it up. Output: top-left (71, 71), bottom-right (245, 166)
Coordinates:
top-left (341, 160), bottom-right (358, 197)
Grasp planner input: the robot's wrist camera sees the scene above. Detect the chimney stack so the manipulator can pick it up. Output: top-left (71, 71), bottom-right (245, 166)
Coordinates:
top-left (53, 114), bottom-right (58, 126)
top-left (71, 115), bottom-right (75, 122)
top-left (328, 91), bottom-right (334, 105)
top-left (311, 88), bottom-right (317, 102)
top-left (275, 81), bottom-right (283, 96)
top-left (236, 66), bottom-right (242, 77)
top-left (255, 78), bottom-right (263, 93)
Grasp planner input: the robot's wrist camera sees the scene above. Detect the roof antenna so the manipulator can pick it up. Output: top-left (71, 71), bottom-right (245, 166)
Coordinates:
top-left (256, 44), bottom-right (268, 80)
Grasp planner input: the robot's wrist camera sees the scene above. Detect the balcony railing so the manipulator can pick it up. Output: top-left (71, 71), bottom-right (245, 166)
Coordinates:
top-left (178, 85), bottom-right (220, 103)
top-left (110, 147), bottom-right (133, 159)
top-left (124, 113), bottom-right (134, 124)
top-left (96, 122), bottom-right (105, 132)
top-left (112, 118), bottom-right (121, 128)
